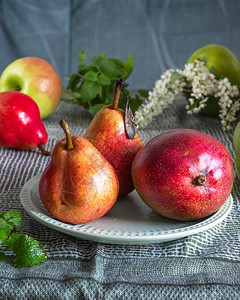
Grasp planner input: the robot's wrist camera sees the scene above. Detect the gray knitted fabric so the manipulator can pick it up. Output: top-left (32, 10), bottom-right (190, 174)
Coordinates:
top-left (1, 98), bottom-right (240, 299)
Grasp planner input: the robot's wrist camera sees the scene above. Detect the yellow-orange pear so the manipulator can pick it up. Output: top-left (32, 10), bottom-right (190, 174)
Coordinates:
top-left (39, 120), bottom-right (119, 224)
top-left (84, 80), bottom-right (144, 197)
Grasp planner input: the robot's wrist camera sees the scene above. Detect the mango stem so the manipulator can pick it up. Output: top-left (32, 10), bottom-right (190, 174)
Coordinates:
top-left (60, 120), bottom-right (74, 151)
top-left (192, 174), bottom-right (206, 186)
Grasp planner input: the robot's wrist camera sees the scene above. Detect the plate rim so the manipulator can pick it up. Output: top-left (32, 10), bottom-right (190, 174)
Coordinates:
top-left (20, 173), bottom-right (233, 245)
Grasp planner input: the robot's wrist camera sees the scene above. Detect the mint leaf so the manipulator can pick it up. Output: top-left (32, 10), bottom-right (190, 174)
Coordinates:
top-left (124, 52), bottom-right (134, 77)
top-left (0, 210), bottom-right (48, 268)
top-left (89, 103), bottom-right (106, 116)
top-left (12, 235), bottom-right (48, 268)
top-left (78, 64), bottom-right (85, 73)
top-left (0, 252), bottom-right (5, 262)
top-left (98, 59), bottom-right (117, 77)
top-left (0, 210), bottom-right (22, 229)
top-left (98, 74), bottom-right (111, 85)
top-left (83, 71), bottom-right (98, 82)
top-left (138, 89), bottom-right (150, 98)
top-left (5, 232), bottom-right (22, 249)
top-left (0, 228), bottom-right (11, 244)
top-left (64, 51), bottom-right (136, 115)
top-left (68, 74), bottom-right (81, 91)
top-left (91, 53), bottom-right (107, 68)
top-left (112, 58), bottom-right (124, 68)
top-left (78, 50), bottom-right (86, 64)
top-left (80, 81), bottom-right (102, 102)
top-left (4, 210), bottom-right (22, 227)
top-left (112, 58), bottom-right (125, 77)
top-left (128, 95), bottom-right (143, 114)
top-left (0, 218), bottom-right (9, 229)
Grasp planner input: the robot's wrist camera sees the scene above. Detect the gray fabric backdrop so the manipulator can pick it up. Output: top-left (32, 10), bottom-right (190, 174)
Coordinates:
top-left (0, 0), bottom-right (240, 90)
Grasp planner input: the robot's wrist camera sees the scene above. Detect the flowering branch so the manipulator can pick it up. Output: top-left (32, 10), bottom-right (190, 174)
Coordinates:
top-left (135, 60), bottom-right (240, 130)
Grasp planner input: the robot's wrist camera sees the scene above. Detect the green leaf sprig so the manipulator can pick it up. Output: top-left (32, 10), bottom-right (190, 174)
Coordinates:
top-left (63, 51), bottom-right (146, 115)
top-left (0, 210), bottom-right (47, 267)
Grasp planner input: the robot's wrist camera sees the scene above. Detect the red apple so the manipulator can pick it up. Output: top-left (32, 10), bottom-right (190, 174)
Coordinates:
top-left (132, 129), bottom-right (234, 221)
top-left (0, 57), bottom-right (62, 119)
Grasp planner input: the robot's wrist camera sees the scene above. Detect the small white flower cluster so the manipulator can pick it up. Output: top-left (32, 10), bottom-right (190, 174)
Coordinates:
top-left (134, 69), bottom-right (186, 128)
top-left (216, 78), bottom-right (240, 130)
top-left (184, 60), bottom-right (216, 114)
top-left (135, 60), bottom-right (240, 130)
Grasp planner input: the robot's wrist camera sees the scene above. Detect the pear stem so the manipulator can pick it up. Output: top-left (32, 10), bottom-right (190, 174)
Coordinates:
top-left (37, 144), bottom-right (50, 155)
top-left (111, 79), bottom-right (125, 110)
top-left (60, 120), bottom-right (74, 151)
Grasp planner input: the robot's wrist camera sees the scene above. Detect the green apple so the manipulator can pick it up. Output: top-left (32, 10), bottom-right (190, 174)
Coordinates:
top-left (233, 121), bottom-right (240, 152)
top-left (188, 44), bottom-right (240, 84)
top-left (236, 151), bottom-right (240, 177)
top-left (0, 57), bottom-right (62, 119)
top-left (233, 122), bottom-right (240, 176)
top-left (187, 44), bottom-right (240, 118)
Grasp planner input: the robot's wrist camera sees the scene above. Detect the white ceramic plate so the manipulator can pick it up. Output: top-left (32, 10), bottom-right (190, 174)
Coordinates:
top-left (20, 173), bottom-right (233, 245)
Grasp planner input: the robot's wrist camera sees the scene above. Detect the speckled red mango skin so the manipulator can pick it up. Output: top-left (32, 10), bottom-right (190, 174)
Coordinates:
top-left (83, 105), bottom-right (144, 197)
top-left (39, 136), bottom-right (119, 224)
top-left (132, 129), bottom-right (234, 221)
top-left (0, 91), bottom-right (48, 150)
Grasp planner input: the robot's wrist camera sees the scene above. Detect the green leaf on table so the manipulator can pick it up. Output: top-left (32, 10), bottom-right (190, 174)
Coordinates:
top-left (171, 71), bottom-right (185, 84)
top-left (0, 252), bottom-right (5, 262)
top-left (0, 228), bottom-right (11, 244)
top-left (0, 210), bottom-right (48, 268)
top-left (80, 81), bottom-right (102, 102)
top-left (0, 218), bottom-right (8, 229)
top-left (5, 232), bottom-right (22, 249)
top-left (0, 210), bottom-right (22, 229)
top-left (12, 235), bottom-right (48, 268)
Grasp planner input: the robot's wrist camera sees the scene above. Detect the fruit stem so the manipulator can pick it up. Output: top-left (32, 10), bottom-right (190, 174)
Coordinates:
top-left (192, 174), bottom-right (206, 186)
top-left (60, 120), bottom-right (74, 151)
top-left (15, 86), bottom-right (21, 92)
top-left (37, 144), bottom-right (50, 156)
top-left (111, 79), bottom-right (125, 110)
